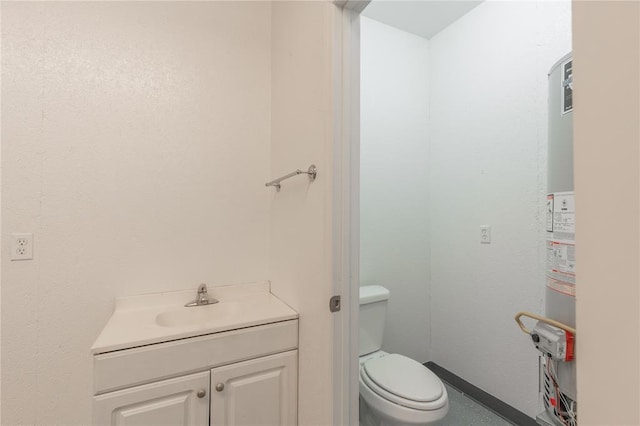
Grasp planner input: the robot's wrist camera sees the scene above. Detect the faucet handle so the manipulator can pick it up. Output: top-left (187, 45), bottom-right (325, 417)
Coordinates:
top-left (197, 283), bottom-right (208, 294)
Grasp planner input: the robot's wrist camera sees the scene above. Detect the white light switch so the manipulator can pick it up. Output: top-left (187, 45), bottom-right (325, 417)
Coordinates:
top-left (11, 233), bottom-right (33, 260)
top-left (480, 226), bottom-right (491, 244)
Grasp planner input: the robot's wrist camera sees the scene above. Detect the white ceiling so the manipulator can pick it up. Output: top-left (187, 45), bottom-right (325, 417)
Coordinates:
top-left (362, 0), bottom-right (483, 39)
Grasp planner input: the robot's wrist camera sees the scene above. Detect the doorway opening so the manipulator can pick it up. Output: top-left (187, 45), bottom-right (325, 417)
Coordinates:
top-left (351, 1), bottom-right (574, 425)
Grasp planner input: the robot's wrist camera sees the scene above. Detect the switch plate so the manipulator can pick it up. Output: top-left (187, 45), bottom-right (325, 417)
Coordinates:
top-left (480, 226), bottom-right (491, 244)
top-left (10, 233), bottom-right (33, 260)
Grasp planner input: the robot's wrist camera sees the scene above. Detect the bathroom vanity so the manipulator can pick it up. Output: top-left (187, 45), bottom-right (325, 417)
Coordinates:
top-left (91, 282), bottom-right (299, 425)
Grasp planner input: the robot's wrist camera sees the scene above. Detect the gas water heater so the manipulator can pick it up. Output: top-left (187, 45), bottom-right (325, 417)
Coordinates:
top-left (543, 52), bottom-right (576, 426)
top-left (515, 52), bottom-right (576, 426)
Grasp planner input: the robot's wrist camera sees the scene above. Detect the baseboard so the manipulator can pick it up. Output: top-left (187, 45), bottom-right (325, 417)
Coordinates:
top-left (425, 361), bottom-right (537, 426)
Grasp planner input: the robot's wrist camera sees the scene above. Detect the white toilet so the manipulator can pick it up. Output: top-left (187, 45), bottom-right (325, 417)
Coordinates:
top-left (359, 286), bottom-right (449, 426)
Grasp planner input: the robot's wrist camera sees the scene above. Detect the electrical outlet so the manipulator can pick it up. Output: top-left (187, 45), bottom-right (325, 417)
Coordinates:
top-left (480, 226), bottom-right (491, 244)
top-left (11, 233), bottom-right (33, 260)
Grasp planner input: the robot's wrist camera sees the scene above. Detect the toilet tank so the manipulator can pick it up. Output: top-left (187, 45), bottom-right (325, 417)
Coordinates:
top-left (359, 285), bottom-right (390, 356)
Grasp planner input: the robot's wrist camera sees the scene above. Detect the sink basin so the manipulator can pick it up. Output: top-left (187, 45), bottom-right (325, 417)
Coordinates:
top-left (91, 281), bottom-right (300, 354)
top-left (156, 302), bottom-right (241, 328)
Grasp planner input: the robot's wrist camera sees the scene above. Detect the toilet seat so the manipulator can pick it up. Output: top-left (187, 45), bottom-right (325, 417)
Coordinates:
top-left (360, 353), bottom-right (447, 411)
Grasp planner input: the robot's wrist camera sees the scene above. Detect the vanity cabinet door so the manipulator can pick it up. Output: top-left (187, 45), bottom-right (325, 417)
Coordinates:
top-left (210, 350), bottom-right (298, 426)
top-left (93, 371), bottom-right (210, 426)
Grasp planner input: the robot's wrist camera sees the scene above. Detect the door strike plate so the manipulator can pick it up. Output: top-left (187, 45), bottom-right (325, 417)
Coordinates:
top-left (330, 295), bottom-right (341, 313)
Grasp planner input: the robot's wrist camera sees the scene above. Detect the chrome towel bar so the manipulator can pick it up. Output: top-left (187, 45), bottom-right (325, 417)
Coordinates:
top-left (266, 164), bottom-right (317, 191)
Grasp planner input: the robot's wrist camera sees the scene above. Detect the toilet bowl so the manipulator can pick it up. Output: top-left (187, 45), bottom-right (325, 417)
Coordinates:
top-left (359, 351), bottom-right (448, 426)
top-left (359, 286), bottom-right (449, 425)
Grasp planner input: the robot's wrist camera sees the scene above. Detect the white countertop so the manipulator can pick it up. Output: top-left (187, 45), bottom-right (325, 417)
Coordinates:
top-left (91, 281), bottom-right (298, 355)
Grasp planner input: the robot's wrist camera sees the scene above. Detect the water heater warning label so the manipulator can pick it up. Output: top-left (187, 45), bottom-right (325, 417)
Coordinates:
top-left (549, 192), bottom-right (575, 238)
top-left (546, 192), bottom-right (575, 296)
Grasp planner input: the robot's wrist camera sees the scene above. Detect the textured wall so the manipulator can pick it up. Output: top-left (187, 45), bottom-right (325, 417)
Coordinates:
top-left (269, 2), bottom-right (338, 424)
top-left (428, 1), bottom-right (571, 416)
top-left (1, 2), bottom-right (272, 424)
top-left (360, 17), bottom-right (431, 363)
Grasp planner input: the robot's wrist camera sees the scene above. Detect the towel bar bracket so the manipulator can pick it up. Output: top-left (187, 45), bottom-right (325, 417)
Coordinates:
top-left (308, 165), bottom-right (318, 180)
top-left (266, 164), bottom-right (317, 191)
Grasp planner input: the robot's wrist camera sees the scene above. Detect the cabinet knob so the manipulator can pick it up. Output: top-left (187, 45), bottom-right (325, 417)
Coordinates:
top-left (215, 383), bottom-right (225, 392)
top-left (197, 389), bottom-right (207, 398)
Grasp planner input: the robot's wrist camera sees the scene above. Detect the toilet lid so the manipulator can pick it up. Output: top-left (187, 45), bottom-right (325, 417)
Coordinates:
top-left (363, 354), bottom-right (443, 403)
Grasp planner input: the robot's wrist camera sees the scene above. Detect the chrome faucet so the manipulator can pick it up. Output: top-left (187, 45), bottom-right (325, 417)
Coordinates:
top-left (185, 283), bottom-right (219, 307)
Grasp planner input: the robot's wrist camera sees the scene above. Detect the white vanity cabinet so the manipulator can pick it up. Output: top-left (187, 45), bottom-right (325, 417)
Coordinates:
top-left (94, 348), bottom-right (298, 426)
top-left (92, 283), bottom-right (299, 426)
top-left (93, 320), bottom-right (299, 426)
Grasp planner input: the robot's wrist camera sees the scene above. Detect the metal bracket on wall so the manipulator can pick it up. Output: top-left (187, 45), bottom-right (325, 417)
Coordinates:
top-left (329, 295), bottom-right (341, 313)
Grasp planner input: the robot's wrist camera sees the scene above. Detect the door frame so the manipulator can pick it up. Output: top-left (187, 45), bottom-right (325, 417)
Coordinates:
top-left (332, 2), bottom-right (368, 425)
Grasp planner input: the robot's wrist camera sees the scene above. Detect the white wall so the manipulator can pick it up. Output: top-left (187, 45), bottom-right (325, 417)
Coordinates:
top-left (270, 2), bottom-right (339, 425)
top-left (573, 1), bottom-right (640, 424)
top-left (428, 1), bottom-right (571, 417)
top-left (360, 17), bottom-right (431, 363)
top-left (1, 2), bottom-right (272, 424)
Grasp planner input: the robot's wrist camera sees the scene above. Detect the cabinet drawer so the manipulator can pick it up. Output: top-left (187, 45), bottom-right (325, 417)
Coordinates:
top-left (94, 319), bottom-right (298, 394)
